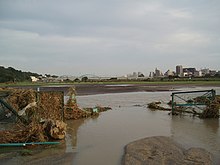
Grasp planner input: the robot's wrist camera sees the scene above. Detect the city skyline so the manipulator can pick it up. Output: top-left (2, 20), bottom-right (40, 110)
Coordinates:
top-left (1, 64), bottom-right (219, 78)
top-left (1, 1), bottom-right (220, 76)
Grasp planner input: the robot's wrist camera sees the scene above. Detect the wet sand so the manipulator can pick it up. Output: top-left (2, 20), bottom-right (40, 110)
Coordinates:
top-left (76, 83), bottom-right (220, 95)
top-left (75, 84), bottom-right (173, 95)
top-left (38, 83), bottom-right (220, 96)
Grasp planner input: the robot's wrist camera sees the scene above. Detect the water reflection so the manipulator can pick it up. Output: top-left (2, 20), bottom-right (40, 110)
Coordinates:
top-left (66, 119), bottom-right (86, 152)
top-left (203, 119), bottom-right (219, 134)
top-left (66, 116), bottom-right (99, 153)
top-left (170, 116), bottom-right (220, 164)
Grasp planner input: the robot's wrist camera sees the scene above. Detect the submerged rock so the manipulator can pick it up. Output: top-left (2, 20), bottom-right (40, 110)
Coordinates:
top-left (123, 136), bottom-right (212, 165)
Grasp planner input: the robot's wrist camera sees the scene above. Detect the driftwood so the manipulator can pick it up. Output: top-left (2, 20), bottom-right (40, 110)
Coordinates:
top-left (44, 119), bottom-right (67, 140)
top-left (0, 88), bottom-right (66, 143)
top-left (64, 87), bottom-right (111, 120)
top-left (147, 102), bottom-right (171, 111)
top-left (0, 87), bottom-right (112, 144)
top-left (200, 96), bottom-right (220, 118)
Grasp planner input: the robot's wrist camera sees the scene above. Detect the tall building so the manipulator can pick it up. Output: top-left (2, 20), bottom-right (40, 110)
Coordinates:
top-left (149, 72), bottom-right (154, 78)
top-left (183, 68), bottom-right (196, 77)
top-left (194, 70), bottom-right (202, 77)
top-left (176, 65), bottom-right (183, 77)
top-left (201, 68), bottom-right (210, 76)
top-left (155, 68), bottom-right (163, 77)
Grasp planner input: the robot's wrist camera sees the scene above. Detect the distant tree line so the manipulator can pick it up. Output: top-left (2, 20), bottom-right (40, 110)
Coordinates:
top-left (0, 66), bottom-right (40, 83)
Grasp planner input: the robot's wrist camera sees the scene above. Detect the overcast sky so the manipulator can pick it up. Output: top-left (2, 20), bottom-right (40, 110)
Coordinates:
top-left (0, 0), bottom-right (219, 76)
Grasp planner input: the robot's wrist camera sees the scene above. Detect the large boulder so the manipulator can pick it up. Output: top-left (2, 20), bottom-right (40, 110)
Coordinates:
top-left (123, 136), bottom-right (212, 165)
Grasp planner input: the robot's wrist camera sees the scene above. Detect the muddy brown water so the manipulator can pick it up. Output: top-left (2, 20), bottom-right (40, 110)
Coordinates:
top-left (68, 87), bottom-right (220, 165)
top-left (0, 86), bottom-right (220, 165)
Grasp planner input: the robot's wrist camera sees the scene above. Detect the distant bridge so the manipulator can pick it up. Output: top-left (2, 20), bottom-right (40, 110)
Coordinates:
top-left (78, 74), bottom-right (101, 79)
top-left (59, 74), bottom-right (114, 81)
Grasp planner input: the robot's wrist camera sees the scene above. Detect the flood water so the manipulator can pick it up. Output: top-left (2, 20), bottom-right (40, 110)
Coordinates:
top-left (0, 87), bottom-right (220, 165)
top-left (66, 87), bottom-right (220, 165)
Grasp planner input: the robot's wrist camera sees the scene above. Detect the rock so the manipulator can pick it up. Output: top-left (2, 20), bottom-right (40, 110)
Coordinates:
top-left (184, 148), bottom-right (212, 164)
top-left (123, 136), bottom-right (212, 165)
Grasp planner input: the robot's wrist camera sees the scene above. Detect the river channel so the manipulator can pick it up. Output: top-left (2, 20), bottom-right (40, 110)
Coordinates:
top-left (0, 86), bottom-right (220, 165)
top-left (66, 86), bottom-right (220, 165)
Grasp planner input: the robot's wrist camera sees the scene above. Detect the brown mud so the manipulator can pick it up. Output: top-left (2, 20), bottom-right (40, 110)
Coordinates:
top-left (75, 83), bottom-right (220, 95)
top-left (9, 83), bottom-right (220, 96)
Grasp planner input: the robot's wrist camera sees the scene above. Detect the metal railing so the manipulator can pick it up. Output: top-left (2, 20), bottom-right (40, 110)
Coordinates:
top-left (171, 89), bottom-right (216, 114)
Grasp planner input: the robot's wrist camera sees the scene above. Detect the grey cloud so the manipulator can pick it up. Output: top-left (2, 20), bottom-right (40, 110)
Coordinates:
top-left (0, 0), bottom-right (219, 76)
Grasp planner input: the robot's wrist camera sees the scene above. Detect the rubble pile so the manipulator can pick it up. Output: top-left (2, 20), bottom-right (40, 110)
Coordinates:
top-left (65, 106), bottom-right (90, 120)
top-left (65, 99), bottom-right (111, 120)
top-left (193, 96), bottom-right (211, 104)
top-left (0, 122), bottom-right (47, 143)
top-left (64, 87), bottom-right (88, 120)
top-left (0, 88), bottom-right (66, 143)
top-left (0, 86), bottom-right (111, 144)
top-left (0, 119), bottom-right (67, 143)
top-left (1, 88), bottom-right (64, 122)
top-left (37, 92), bottom-right (63, 121)
top-left (200, 95), bottom-right (220, 118)
top-left (95, 106), bottom-right (112, 112)
top-left (44, 119), bottom-right (67, 140)
top-left (83, 106), bottom-right (112, 115)
top-left (149, 95), bottom-right (220, 119)
top-left (64, 87), bottom-right (112, 120)
top-left (6, 89), bottom-right (36, 111)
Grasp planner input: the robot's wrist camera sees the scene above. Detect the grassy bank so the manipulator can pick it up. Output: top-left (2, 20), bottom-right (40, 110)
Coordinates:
top-left (0, 80), bottom-right (220, 87)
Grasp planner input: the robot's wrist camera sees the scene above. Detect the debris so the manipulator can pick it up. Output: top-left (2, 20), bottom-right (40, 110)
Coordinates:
top-left (64, 87), bottom-right (111, 120)
top-left (64, 87), bottom-right (87, 120)
top-left (0, 86), bottom-right (111, 145)
top-left (0, 88), bottom-right (64, 122)
top-left (133, 104), bottom-right (142, 107)
top-left (193, 96), bottom-right (211, 104)
top-left (170, 89), bottom-right (218, 118)
top-left (0, 122), bottom-right (48, 143)
top-left (37, 91), bottom-right (64, 121)
top-left (0, 87), bottom-right (66, 144)
top-left (65, 106), bottom-right (112, 120)
top-left (158, 95), bottom-right (220, 118)
top-left (167, 100), bottom-right (172, 105)
top-left (18, 102), bottom-right (37, 116)
top-left (95, 106), bottom-right (112, 112)
top-left (44, 120), bottom-right (67, 140)
top-left (6, 89), bottom-right (36, 112)
top-left (0, 119), bottom-right (67, 143)
top-left (64, 95), bottom-right (90, 120)
top-left (147, 102), bottom-right (171, 111)
top-left (200, 96), bottom-right (220, 118)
